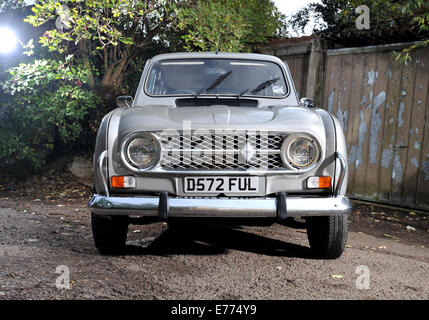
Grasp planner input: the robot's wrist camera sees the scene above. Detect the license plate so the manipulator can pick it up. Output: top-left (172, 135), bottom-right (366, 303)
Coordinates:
top-left (184, 177), bottom-right (259, 193)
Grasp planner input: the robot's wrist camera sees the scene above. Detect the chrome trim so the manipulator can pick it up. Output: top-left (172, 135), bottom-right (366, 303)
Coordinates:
top-left (116, 130), bottom-right (325, 175)
top-left (120, 131), bottom-right (162, 173)
top-left (88, 194), bottom-right (352, 217)
top-left (160, 131), bottom-right (285, 171)
top-left (299, 97), bottom-right (316, 108)
top-left (280, 133), bottom-right (321, 170)
top-left (129, 168), bottom-right (314, 176)
top-left (335, 151), bottom-right (346, 196)
top-left (97, 150), bottom-right (109, 197)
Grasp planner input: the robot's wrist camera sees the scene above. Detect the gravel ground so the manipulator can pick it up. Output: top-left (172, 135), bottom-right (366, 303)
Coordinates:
top-left (0, 194), bottom-right (428, 300)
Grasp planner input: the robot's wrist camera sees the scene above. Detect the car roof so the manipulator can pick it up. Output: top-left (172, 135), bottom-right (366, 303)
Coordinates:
top-left (148, 52), bottom-right (284, 65)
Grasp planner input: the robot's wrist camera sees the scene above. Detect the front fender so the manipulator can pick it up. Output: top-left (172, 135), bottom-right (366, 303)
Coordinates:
top-left (93, 110), bottom-right (115, 194)
top-left (330, 113), bottom-right (348, 195)
top-left (314, 108), bottom-right (348, 195)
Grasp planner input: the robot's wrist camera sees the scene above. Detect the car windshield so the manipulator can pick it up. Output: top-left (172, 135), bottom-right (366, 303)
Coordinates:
top-left (145, 58), bottom-right (288, 98)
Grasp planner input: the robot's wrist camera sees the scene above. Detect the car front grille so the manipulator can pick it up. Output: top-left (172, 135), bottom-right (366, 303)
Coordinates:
top-left (159, 131), bottom-right (285, 171)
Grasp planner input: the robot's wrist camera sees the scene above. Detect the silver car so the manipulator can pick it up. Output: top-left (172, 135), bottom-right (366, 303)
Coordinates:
top-left (89, 52), bottom-right (352, 258)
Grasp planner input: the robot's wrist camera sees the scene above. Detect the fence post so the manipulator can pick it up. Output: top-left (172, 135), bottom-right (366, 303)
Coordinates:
top-left (305, 36), bottom-right (327, 107)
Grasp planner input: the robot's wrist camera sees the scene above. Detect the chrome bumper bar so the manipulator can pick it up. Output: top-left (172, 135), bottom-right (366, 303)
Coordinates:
top-left (334, 151), bottom-right (346, 196)
top-left (88, 194), bottom-right (352, 218)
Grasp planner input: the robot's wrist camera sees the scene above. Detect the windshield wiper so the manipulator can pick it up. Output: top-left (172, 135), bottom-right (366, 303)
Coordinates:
top-left (196, 70), bottom-right (232, 96)
top-left (239, 77), bottom-right (280, 97)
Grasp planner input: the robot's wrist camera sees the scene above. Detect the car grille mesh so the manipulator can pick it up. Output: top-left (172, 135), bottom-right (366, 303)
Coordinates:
top-left (159, 132), bottom-right (285, 170)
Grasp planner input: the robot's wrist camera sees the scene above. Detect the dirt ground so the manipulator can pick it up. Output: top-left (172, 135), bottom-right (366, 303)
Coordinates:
top-left (0, 169), bottom-right (428, 300)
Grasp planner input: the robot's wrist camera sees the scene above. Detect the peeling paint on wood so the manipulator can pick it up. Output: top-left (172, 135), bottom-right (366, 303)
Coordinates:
top-left (336, 96), bottom-right (348, 132)
top-left (392, 153), bottom-right (403, 183)
top-left (423, 160), bottom-right (429, 181)
top-left (381, 147), bottom-right (393, 169)
top-left (387, 68), bottom-right (392, 80)
top-left (328, 90), bottom-right (335, 113)
top-left (367, 70), bottom-right (376, 86)
top-left (398, 102), bottom-right (405, 127)
top-left (369, 91), bottom-right (386, 163)
top-left (414, 140), bottom-right (420, 151)
top-left (356, 111), bottom-right (367, 169)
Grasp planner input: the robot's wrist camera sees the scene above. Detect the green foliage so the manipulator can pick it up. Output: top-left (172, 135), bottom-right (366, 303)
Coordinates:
top-left (290, 0), bottom-right (429, 63)
top-left (24, 0), bottom-right (176, 52)
top-left (392, 0), bottom-right (429, 63)
top-left (177, 0), bottom-right (287, 52)
top-left (178, 0), bottom-right (247, 52)
top-left (23, 0), bottom-right (183, 97)
top-left (0, 56), bottom-right (98, 172)
top-left (291, 0), bottom-right (429, 34)
top-left (393, 39), bottom-right (429, 65)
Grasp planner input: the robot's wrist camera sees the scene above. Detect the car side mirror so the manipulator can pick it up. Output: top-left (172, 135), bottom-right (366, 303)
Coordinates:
top-left (116, 95), bottom-right (133, 108)
top-left (300, 97), bottom-right (316, 108)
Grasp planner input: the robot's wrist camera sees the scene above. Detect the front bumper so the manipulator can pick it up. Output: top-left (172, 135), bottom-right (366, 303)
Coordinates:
top-left (88, 194), bottom-right (353, 218)
top-left (91, 150), bottom-right (351, 219)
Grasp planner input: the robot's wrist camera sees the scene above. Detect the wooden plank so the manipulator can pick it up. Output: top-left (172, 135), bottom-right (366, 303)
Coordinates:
top-left (299, 55), bottom-right (309, 98)
top-left (283, 55), bottom-right (310, 99)
top-left (391, 51), bottom-right (418, 204)
top-left (415, 47), bottom-right (429, 210)
top-left (331, 55), bottom-right (344, 117)
top-left (378, 51), bottom-right (403, 202)
top-left (327, 55), bottom-right (344, 198)
top-left (334, 54), bottom-right (350, 131)
top-left (345, 53), bottom-right (366, 193)
top-left (402, 49), bottom-right (429, 207)
top-left (364, 51), bottom-right (390, 200)
top-left (325, 54), bottom-right (343, 115)
top-left (352, 52), bottom-right (377, 198)
top-left (322, 55), bottom-right (333, 110)
top-left (334, 53), bottom-right (353, 193)
top-left (337, 53), bottom-right (354, 145)
top-left (287, 58), bottom-right (298, 95)
top-left (293, 57), bottom-right (304, 98)
top-left (289, 55), bottom-right (309, 99)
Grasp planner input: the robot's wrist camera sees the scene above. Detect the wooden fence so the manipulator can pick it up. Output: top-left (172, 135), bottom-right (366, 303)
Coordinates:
top-left (285, 55), bottom-right (309, 99)
top-left (266, 40), bottom-right (429, 210)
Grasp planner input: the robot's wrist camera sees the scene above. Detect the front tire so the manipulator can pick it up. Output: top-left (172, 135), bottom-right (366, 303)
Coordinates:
top-left (306, 214), bottom-right (348, 259)
top-left (91, 213), bottom-right (129, 255)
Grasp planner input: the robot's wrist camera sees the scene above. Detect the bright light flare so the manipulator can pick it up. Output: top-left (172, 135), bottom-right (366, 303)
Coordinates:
top-left (0, 28), bottom-right (17, 54)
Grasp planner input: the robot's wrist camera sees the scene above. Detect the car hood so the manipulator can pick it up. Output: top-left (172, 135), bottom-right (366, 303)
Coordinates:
top-left (115, 104), bottom-right (326, 139)
top-left (167, 105), bottom-right (274, 124)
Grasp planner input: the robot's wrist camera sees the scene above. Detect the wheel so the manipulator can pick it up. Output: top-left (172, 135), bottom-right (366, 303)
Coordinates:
top-left (305, 214), bottom-right (348, 259)
top-left (91, 213), bottom-right (129, 255)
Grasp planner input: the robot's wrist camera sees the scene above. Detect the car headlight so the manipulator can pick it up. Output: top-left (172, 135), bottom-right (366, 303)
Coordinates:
top-left (281, 135), bottom-right (319, 168)
top-left (121, 132), bottom-right (161, 171)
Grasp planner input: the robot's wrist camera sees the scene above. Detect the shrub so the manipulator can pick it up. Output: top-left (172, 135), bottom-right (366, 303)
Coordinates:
top-left (0, 55), bottom-right (98, 173)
